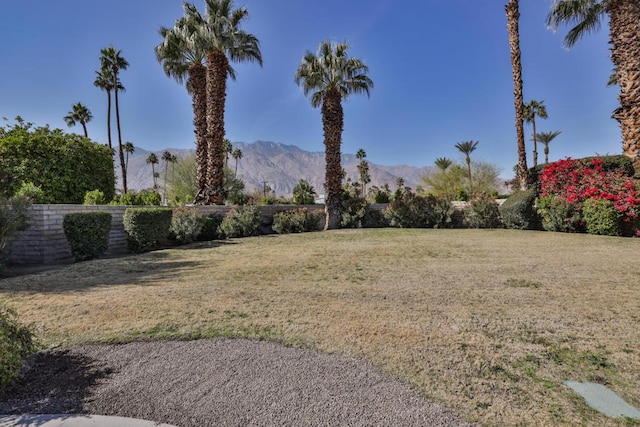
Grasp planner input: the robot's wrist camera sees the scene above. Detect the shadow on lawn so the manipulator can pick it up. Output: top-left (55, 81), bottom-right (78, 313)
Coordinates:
top-left (0, 240), bottom-right (236, 293)
top-left (0, 349), bottom-right (113, 415)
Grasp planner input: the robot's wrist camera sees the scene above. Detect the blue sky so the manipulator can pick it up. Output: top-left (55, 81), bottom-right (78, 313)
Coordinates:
top-left (0, 1), bottom-right (619, 177)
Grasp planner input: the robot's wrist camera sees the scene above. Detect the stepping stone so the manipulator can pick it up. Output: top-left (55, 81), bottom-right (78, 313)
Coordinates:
top-left (564, 381), bottom-right (640, 419)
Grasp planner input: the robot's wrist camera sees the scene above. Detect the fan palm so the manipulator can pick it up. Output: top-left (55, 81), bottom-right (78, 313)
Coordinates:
top-left (455, 140), bottom-right (479, 190)
top-left (506, 0), bottom-right (529, 190)
top-left (181, 0), bottom-right (262, 205)
top-left (536, 131), bottom-right (562, 164)
top-left (63, 102), bottom-right (93, 138)
top-left (123, 142), bottom-right (135, 180)
top-left (232, 147), bottom-right (243, 177)
top-left (100, 47), bottom-right (129, 193)
top-left (146, 153), bottom-right (159, 189)
top-left (548, 0), bottom-right (640, 161)
top-left (93, 68), bottom-right (121, 151)
top-left (295, 40), bottom-right (373, 229)
top-left (523, 100), bottom-right (548, 167)
top-left (355, 149), bottom-right (370, 196)
top-left (155, 12), bottom-right (208, 202)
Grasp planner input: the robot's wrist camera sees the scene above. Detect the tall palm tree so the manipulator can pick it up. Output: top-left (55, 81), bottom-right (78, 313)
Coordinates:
top-left (100, 46), bottom-right (129, 193)
top-left (523, 100), bottom-right (548, 167)
top-left (182, 0), bottom-right (262, 205)
top-left (155, 11), bottom-right (208, 202)
top-left (355, 148), bottom-right (370, 196)
top-left (536, 130), bottom-right (562, 164)
top-left (223, 138), bottom-right (233, 168)
top-left (63, 102), bottom-right (93, 137)
top-left (548, 0), bottom-right (640, 161)
top-left (162, 150), bottom-right (174, 203)
top-left (455, 140), bottom-right (479, 190)
top-left (506, 0), bottom-right (529, 190)
top-left (93, 68), bottom-right (119, 151)
top-left (146, 153), bottom-right (159, 189)
top-left (434, 157), bottom-right (453, 171)
top-left (123, 141), bottom-right (135, 178)
top-left (232, 147), bottom-right (243, 177)
top-left (295, 40), bottom-right (373, 229)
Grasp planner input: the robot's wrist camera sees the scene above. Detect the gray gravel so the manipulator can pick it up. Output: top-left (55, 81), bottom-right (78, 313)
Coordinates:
top-left (1, 338), bottom-right (475, 426)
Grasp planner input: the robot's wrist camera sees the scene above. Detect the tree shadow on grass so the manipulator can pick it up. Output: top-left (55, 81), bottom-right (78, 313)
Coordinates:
top-left (0, 240), bottom-right (237, 294)
top-left (0, 349), bottom-right (113, 415)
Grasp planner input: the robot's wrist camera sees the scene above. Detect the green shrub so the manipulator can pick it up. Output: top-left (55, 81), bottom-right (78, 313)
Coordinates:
top-left (582, 198), bottom-right (622, 236)
top-left (170, 207), bottom-right (205, 244)
top-left (0, 196), bottom-right (31, 271)
top-left (384, 191), bottom-right (432, 228)
top-left (123, 208), bottom-right (173, 252)
top-left (83, 189), bottom-right (107, 205)
top-left (535, 196), bottom-right (583, 233)
top-left (499, 189), bottom-right (539, 230)
top-left (14, 182), bottom-right (45, 204)
top-left (272, 208), bottom-right (323, 234)
top-left (341, 197), bottom-right (370, 228)
top-left (0, 302), bottom-right (37, 390)
top-left (63, 212), bottom-right (112, 261)
top-left (198, 213), bottom-right (224, 241)
top-left (113, 189), bottom-right (162, 206)
top-left (428, 196), bottom-right (455, 229)
top-left (463, 193), bottom-right (502, 228)
top-left (220, 205), bottom-right (262, 238)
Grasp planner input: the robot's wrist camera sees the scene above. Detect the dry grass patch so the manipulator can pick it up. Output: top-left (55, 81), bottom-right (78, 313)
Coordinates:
top-left (1, 229), bottom-right (639, 426)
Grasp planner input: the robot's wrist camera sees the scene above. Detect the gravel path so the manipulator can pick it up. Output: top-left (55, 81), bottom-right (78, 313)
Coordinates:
top-left (0, 338), bottom-right (474, 426)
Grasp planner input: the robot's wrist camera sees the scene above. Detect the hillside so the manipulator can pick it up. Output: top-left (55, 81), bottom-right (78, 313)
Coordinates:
top-left (117, 141), bottom-right (433, 197)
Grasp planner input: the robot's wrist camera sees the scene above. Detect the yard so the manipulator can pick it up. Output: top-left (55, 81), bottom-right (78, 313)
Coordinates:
top-left (1, 228), bottom-right (639, 426)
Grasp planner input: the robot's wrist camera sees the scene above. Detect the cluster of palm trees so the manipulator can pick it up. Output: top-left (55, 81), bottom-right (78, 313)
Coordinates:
top-left (507, 0), bottom-right (640, 190)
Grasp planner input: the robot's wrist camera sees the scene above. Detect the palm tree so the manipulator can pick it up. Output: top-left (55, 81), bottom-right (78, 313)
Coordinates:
top-left (295, 40), bottom-right (373, 229)
top-left (506, 0), bottom-right (529, 190)
top-left (182, 0), bottom-right (262, 205)
top-left (232, 147), bottom-right (243, 177)
top-left (100, 46), bottom-right (129, 193)
top-left (548, 0), bottom-right (640, 161)
top-left (523, 100), bottom-right (548, 167)
top-left (223, 138), bottom-right (233, 167)
top-left (155, 12), bottom-right (208, 202)
top-left (455, 140), bottom-right (479, 190)
top-left (355, 148), bottom-right (370, 196)
top-left (146, 153), bottom-right (159, 189)
top-left (123, 141), bottom-right (135, 178)
top-left (63, 102), bottom-right (93, 137)
top-left (434, 157), bottom-right (453, 171)
top-left (536, 131), bottom-right (562, 164)
top-left (162, 151), bottom-right (174, 203)
top-left (93, 68), bottom-right (118, 151)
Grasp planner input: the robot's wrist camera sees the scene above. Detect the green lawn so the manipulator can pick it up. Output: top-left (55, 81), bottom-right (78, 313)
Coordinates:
top-left (1, 228), bottom-right (639, 426)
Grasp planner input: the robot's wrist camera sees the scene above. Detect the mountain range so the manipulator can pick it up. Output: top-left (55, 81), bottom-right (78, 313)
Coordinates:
top-left (118, 140), bottom-right (434, 197)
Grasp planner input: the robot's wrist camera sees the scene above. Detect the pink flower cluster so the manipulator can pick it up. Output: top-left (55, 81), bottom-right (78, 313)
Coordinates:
top-left (539, 158), bottom-right (640, 231)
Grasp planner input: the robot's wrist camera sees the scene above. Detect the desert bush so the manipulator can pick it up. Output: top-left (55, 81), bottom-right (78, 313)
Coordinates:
top-left (341, 197), bottom-right (370, 228)
top-left (113, 189), bottom-right (161, 206)
top-left (428, 196), bottom-right (455, 228)
top-left (83, 189), bottom-right (107, 205)
top-left (198, 213), bottom-right (224, 241)
top-left (14, 182), bottom-right (45, 204)
top-left (272, 208), bottom-right (323, 234)
top-left (463, 193), bottom-right (502, 228)
top-left (63, 212), bottom-right (112, 261)
top-left (123, 208), bottom-right (173, 252)
top-left (220, 205), bottom-right (262, 238)
top-left (0, 302), bottom-right (37, 390)
top-left (384, 191), bottom-right (452, 228)
top-left (0, 196), bottom-right (31, 271)
top-left (499, 189), bottom-right (539, 230)
top-left (536, 196), bottom-right (583, 233)
top-left (582, 198), bottom-right (622, 236)
top-left (170, 207), bottom-right (205, 244)
top-left (366, 185), bottom-right (391, 204)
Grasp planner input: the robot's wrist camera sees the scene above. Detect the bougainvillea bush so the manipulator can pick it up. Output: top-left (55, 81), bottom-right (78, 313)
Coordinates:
top-left (537, 157), bottom-right (640, 236)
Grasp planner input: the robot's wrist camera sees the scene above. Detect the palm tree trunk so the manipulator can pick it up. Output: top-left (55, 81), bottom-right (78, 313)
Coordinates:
top-left (506, 0), bottom-right (529, 190)
top-left (531, 119), bottom-right (538, 167)
top-left (234, 158), bottom-right (239, 178)
top-left (206, 50), bottom-right (228, 205)
top-left (322, 88), bottom-right (344, 230)
top-left (190, 63), bottom-right (208, 204)
top-left (609, 0), bottom-right (640, 164)
top-left (106, 90), bottom-right (112, 151)
top-left (82, 123), bottom-right (88, 138)
top-left (114, 84), bottom-right (127, 194)
top-left (544, 144), bottom-right (549, 164)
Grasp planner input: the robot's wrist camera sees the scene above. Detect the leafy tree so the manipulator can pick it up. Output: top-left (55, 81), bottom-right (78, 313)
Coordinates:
top-left (0, 121), bottom-right (115, 203)
top-left (506, 0), bottom-right (529, 189)
top-left (548, 0), bottom-right (640, 160)
top-left (295, 40), bottom-right (373, 229)
top-left (536, 130), bottom-right (562, 164)
top-left (146, 152), bottom-right (159, 189)
top-left (422, 160), bottom-right (501, 200)
top-left (232, 147), bottom-right (243, 177)
top-left (178, 0), bottom-right (262, 205)
top-left (156, 13), bottom-right (208, 200)
top-left (99, 46), bottom-right (129, 193)
top-left (63, 102), bottom-right (93, 138)
top-left (356, 148), bottom-right (371, 196)
top-left (292, 179), bottom-right (317, 204)
top-left (523, 100), bottom-right (548, 167)
top-left (455, 140), bottom-right (479, 190)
